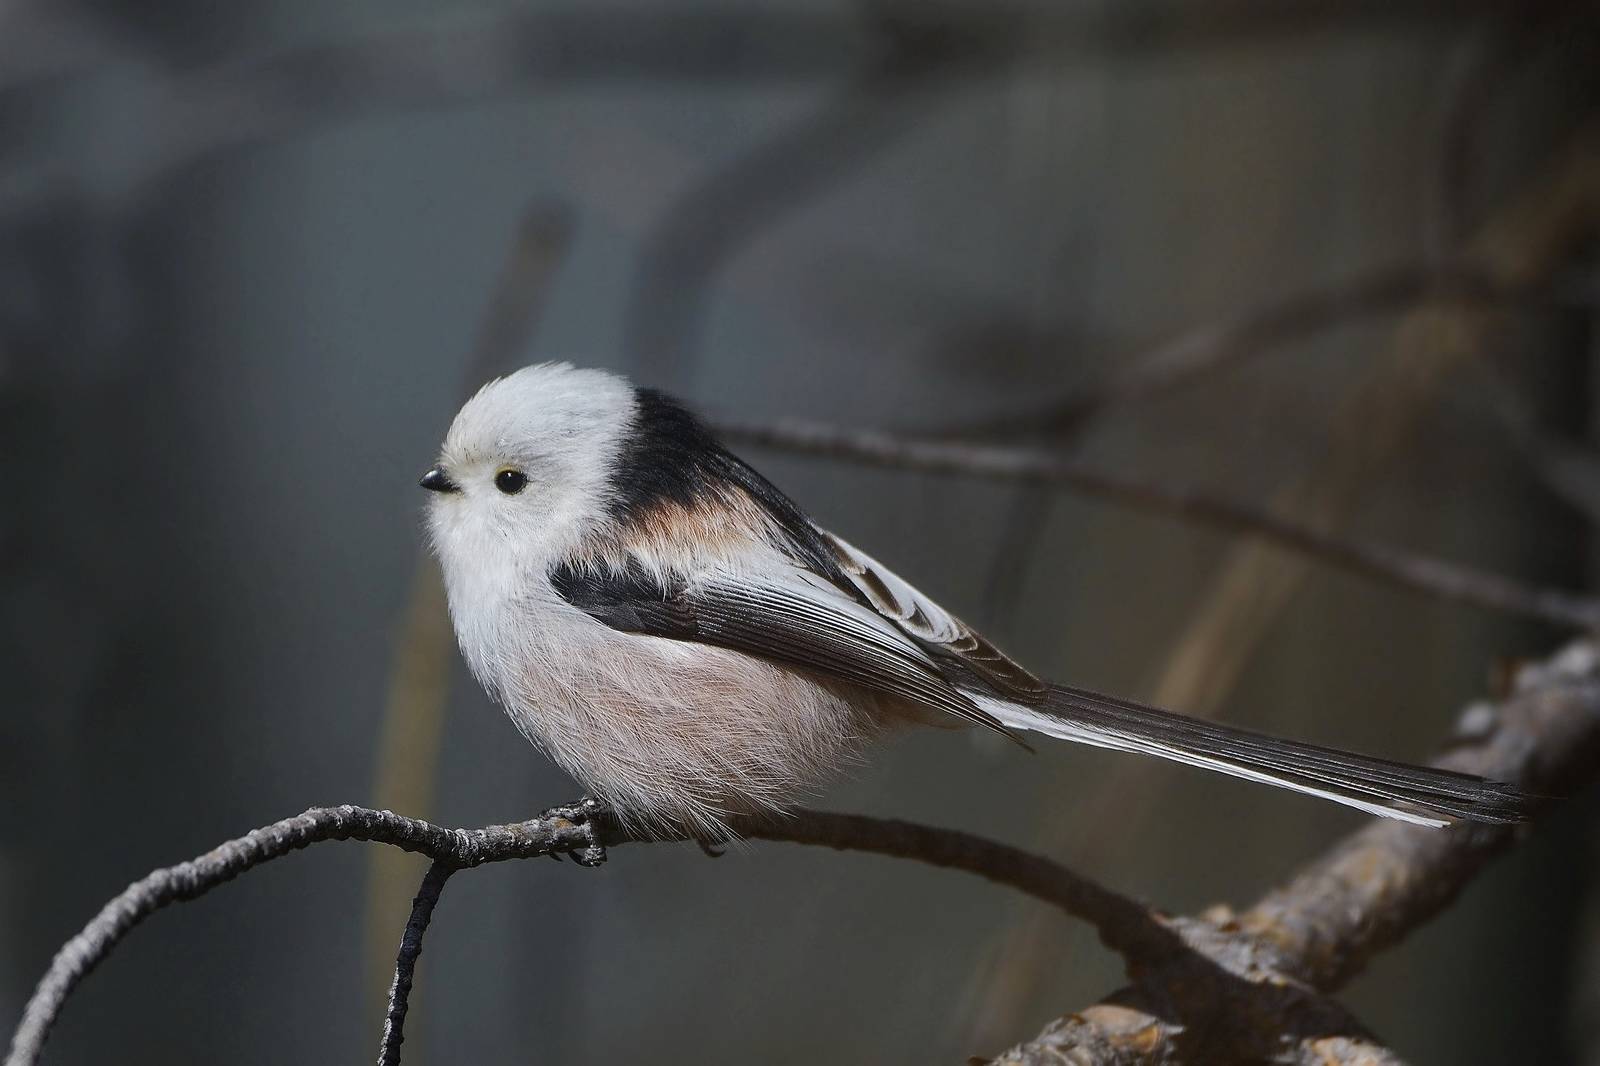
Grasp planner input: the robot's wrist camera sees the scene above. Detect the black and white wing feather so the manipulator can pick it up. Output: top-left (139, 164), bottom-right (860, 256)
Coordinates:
top-left (549, 561), bottom-right (1020, 740)
top-left (825, 534), bottom-right (1047, 703)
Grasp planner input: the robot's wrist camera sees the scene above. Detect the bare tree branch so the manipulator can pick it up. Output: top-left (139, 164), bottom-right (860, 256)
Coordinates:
top-left (717, 416), bottom-right (1600, 629)
top-left (12, 637), bottom-right (1599, 1066)
top-left (742, 809), bottom-right (1178, 965)
top-left (1244, 645), bottom-right (1600, 990)
top-left (989, 638), bottom-right (1600, 1064)
top-left (1473, 354), bottom-right (1600, 526)
top-left (4, 806), bottom-right (594, 1066)
top-left (5, 803), bottom-right (1155, 1066)
top-left (376, 861), bottom-right (456, 1066)
top-left (936, 263), bottom-right (1541, 441)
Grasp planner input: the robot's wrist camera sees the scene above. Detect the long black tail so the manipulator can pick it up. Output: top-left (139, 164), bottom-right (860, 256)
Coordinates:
top-left (977, 683), bottom-right (1533, 826)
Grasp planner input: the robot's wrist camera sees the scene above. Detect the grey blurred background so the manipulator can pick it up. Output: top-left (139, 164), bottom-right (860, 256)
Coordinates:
top-left (4, 2), bottom-right (1600, 1062)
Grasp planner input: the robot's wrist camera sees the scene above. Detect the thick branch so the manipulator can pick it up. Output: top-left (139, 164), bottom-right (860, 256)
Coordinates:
top-left (1243, 644), bottom-right (1600, 990)
top-left (991, 638), bottom-right (1600, 1064)
top-left (718, 417), bottom-right (1600, 629)
top-left (6, 804), bottom-right (1154, 1066)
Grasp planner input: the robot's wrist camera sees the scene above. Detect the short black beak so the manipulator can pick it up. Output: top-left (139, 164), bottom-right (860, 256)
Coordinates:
top-left (419, 466), bottom-right (460, 494)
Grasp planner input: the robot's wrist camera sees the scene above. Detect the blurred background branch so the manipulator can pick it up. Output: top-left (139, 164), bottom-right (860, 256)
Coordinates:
top-left (720, 415), bottom-right (1600, 628)
top-left (968, 113), bottom-right (1600, 1043)
top-left (932, 263), bottom-right (1586, 443)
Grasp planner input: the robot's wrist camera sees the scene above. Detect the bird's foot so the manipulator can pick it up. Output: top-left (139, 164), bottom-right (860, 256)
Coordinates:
top-left (695, 838), bottom-right (726, 859)
top-left (540, 796), bottom-right (610, 867)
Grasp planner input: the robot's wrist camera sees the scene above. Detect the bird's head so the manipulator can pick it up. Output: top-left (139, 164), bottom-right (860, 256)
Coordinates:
top-left (422, 362), bottom-right (635, 584)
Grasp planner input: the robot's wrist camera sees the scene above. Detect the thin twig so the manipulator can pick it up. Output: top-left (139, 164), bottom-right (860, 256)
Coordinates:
top-left (4, 807), bottom-right (594, 1066)
top-left (979, 490), bottom-right (1054, 628)
top-left (1472, 354), bottom-right (1600, 526)
top-left (377, 861), bottom-right (456, 1066)
top-left (742, 810), bottom-right (1178, 965)
top-left (5, 804), bottom-right (1149, 1066)
top-left (935, 263), bottom-right (1538, 441)
top-left (717, 416), bottom-right (1600, 629)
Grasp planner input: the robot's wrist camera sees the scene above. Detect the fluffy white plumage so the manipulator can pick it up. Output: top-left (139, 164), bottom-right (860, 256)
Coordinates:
top-left (427, 365), bottom-right (887, 837)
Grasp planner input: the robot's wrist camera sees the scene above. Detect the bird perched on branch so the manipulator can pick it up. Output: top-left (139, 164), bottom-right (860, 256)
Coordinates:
top-left (421, 363), bottom-right (1530, 841)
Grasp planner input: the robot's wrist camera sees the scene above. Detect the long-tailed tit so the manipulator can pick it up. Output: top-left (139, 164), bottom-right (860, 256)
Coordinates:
top-left (421, 363), bottom-right (1529, 840)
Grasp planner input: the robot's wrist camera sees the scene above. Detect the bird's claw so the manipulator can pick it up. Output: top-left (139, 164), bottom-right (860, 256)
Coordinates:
top-left (540, 796), bottom-right (610, 867)
top-left (566, 844), bottom-right (608, 867)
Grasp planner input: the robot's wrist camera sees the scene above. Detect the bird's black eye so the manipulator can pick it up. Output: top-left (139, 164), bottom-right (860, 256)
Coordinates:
top-left (494, 468), bottom-right (528, 495)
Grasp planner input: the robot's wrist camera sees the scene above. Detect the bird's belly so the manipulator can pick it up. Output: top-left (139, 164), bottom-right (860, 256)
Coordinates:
top-left (495, 624), bottom-right (883, 839)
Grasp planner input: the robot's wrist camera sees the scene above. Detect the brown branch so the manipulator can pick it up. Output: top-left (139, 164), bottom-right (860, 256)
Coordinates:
top-left (4, 803), bottom-right (1156, 1066)
top-left (1243, 645), bottom-right (1600, 990)
top-left (988, 638), bottom-right (1600, 1064)
top-left (717, 416), bottom-right (1600, 630)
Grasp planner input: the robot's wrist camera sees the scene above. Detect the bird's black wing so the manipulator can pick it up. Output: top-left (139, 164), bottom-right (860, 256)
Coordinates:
top-left (613, 391), bottom-right (1046, 705)
top-left (818, 532), bottom-right (1048, 703)
top-left (549, 560), bottom-right (1021, 741)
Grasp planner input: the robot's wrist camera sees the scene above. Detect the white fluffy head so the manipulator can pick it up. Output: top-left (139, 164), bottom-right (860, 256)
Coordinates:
top-left (425, 363), bottom-right (636, 581)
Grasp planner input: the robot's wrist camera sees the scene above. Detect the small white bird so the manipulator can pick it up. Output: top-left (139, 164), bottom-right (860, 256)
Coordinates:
top-left (422, 363), bottom-right (1528, 841)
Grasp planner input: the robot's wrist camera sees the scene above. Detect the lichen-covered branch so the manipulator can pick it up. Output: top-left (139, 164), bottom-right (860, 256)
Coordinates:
top-left (989, 639), bottom-right (1600, 1065)
top-left (1243, 644), bottom-right (1600, 991)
